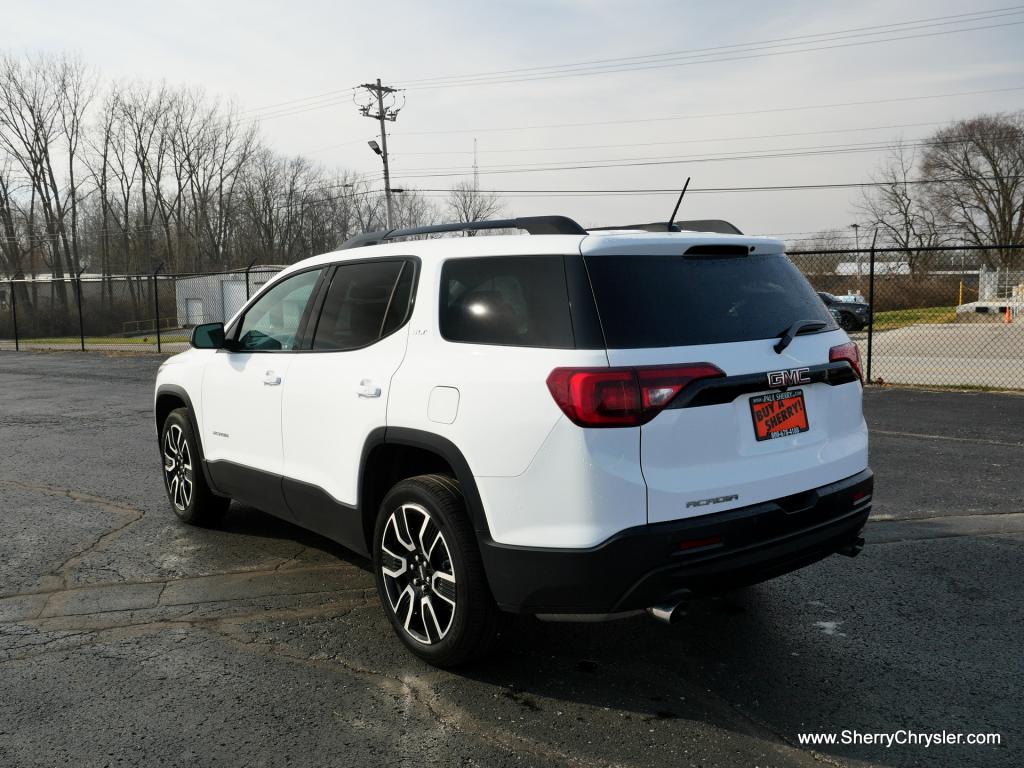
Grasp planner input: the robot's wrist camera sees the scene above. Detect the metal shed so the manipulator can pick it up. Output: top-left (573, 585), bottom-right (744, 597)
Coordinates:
top-left (173, 268), bottom-right (282, 327)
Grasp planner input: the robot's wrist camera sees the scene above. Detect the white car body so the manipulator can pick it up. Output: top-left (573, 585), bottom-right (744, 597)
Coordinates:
top-left (156, 224), bottom-right (872, 619)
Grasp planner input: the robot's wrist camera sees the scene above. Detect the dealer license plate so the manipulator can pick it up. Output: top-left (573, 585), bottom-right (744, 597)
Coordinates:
top-left (750, 389), bottom-right (809, 441)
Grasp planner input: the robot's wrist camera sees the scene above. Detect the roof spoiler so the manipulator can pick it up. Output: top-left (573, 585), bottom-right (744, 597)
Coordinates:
top-left (588, 219), bottom-right (743, 235)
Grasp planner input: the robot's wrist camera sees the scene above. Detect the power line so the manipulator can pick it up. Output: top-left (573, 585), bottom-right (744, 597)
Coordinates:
top-left (396, 6), bottom-right (1024, 87)
top-left (266, 177), bottom-right (1024, 209)
top-left (398, 16), bottom-right (1024, 90)
top-left (204, 9), bottom-right (1024, 125)
top-left (385, 133), bottom-right (1021, 180)
top-left (393, 86), bottom-right (1024, 137)
top-left (389, 137), bottom-right (931, 174)
top-left (237, 87), bottom-right (357, 117)
top-left (381, 121), bottom-right (954, 157)
top-left (414, 177), bottom-right (1023, 194)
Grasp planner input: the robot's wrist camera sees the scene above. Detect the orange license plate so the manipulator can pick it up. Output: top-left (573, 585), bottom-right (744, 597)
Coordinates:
top-left (750, 389), bottom-right (809, 441)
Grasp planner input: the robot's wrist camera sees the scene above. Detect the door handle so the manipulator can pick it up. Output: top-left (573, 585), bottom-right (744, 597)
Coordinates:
top-left (264, 370), bottom-right (282, 386)
top-left (357, 379), bottom-right (381, 398)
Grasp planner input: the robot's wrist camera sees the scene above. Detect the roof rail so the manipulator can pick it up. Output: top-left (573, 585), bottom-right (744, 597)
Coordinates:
top-left (588, 219), bottom-right (743, 235)
top-left (339, 215), bottom-right (587, 250)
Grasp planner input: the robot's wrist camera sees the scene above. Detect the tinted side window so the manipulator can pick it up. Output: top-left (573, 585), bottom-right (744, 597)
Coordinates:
top-left (311, 260), bottom-right (405, 351)
top-left (382, 262), bottom-right (415, 336)
top-left (235, 268), bottom-right (322, 351)
top-left (440, 256), bottom-right (574, 348)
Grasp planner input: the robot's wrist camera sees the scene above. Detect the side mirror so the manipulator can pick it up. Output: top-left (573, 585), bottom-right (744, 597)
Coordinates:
top-left (191, 322), bottom-right (225, 349)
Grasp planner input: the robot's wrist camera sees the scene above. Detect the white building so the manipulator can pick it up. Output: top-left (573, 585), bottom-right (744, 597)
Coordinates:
top-left (173, 268), bottom-right (282, 327)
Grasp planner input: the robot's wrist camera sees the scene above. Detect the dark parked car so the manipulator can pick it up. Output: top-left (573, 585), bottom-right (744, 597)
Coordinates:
top-left (818, 292), bottom-right (871, 331)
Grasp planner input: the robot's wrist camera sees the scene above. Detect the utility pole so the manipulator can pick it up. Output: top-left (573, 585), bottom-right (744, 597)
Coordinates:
top-left (473, 138), bottom-right (479, 191)
top-left (357, 79), bottom-right (403, 229)
top-left (850, 222), bottom-right (862, 295)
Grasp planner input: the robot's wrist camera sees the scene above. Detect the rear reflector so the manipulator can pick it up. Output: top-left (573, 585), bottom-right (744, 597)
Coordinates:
top-left (829, 341), bottom-right (863, 382)
top-left (547, 363), bottom-right (724, 427)
top-left (679, 535), bottom-right (723, 551)
top-left (852, 490), bottom-right (872, 506)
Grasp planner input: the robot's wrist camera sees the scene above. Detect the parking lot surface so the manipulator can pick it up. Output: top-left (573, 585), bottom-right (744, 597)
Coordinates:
top-left (1, 352), bottom-right (1020, 767)
top-left (852, 322), bottom-right (1024, 389)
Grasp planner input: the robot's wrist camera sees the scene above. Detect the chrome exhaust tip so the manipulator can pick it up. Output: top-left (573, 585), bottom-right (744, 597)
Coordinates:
top-left (646, 600), bottom-right (688, 625)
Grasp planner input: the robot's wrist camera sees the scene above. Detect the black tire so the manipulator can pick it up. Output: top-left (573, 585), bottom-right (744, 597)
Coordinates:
top-left (160, 408), bottom-right (229, 526)
top-left (838, 311), bottom-right (858, 332)
top-left (373, 474), bottom-right (503, 667)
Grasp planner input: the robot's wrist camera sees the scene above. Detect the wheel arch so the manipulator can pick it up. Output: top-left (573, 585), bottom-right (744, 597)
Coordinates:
top-left (155, 384), bottom-right (222, 494)
top-left (358, 427), bottom-right (492, 556)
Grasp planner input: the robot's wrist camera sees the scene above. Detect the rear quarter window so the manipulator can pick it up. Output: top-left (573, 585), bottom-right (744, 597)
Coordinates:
top-left (584, 252), bottom-right (836, 348)
top-left (440, 255), bottom-right (574, 348)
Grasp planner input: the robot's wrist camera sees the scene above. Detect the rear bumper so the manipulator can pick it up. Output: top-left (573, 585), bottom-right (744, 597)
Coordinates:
top-left (480, 469), bottom-right (872, 614)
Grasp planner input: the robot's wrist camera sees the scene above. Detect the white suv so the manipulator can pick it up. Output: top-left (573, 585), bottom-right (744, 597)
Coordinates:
top-left (155, 216), bottom-right (872, 666)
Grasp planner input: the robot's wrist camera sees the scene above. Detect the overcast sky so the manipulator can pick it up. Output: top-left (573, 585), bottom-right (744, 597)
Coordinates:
top-left (4, 0), bottom-right (1023, 240)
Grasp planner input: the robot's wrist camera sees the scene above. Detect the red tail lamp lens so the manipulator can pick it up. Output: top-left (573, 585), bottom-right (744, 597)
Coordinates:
top-left (829, 342), bottom-right (863, 382)
top-left (547, 364), bottom-right (724, 427)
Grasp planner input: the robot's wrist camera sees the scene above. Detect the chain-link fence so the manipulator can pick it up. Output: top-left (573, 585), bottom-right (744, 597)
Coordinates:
top-left (789, 243), bottom-right (1024, 390)
top-left (0, 265), bottom-right (282, 353)
top-left (3, 246), bottom-right (1023, 390)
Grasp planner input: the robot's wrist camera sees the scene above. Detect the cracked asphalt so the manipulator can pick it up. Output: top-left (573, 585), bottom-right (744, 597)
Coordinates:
top-left (1, 352), bottom-right (1021, 768)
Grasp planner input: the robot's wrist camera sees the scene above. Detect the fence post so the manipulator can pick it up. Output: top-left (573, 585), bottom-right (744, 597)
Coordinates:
top-left (245, 258), bottom-right (257, 300)
top-left (9, 279), bottom-right (18, 351)
top-left (866, 231), bottom-right (877, 385)
top-left (152, 263), bottom-right (164, 353)
top-left (75, 271), bottom-right (85, 351)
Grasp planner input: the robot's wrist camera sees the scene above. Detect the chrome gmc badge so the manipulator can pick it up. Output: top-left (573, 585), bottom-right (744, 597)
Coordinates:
top-left (767, 367), bottom-right (811, 387)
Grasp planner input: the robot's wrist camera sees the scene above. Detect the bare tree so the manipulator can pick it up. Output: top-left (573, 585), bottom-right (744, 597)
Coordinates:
top-left (54, 56), bottom-right (95, 276)
top-left (856, 141), bottom-right (947, 271)
top-left (0, 51), bottom-right (499, 280)
top-left (391, 187), bottom-right (437, 229)
top-left (921, 112), bottom-right (1024, 267)
top-left (787, 228), bottom-right (851, 275)
top-left (0, 53), bottom-right (87, 307)
top-left (445, 180), bottom-right (502, 229)
top-left (0, 160), bottom-right (26, 275)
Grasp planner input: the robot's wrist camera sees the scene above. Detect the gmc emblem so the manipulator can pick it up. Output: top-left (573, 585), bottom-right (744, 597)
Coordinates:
top-left (767, 367), bottom-right (811, 387)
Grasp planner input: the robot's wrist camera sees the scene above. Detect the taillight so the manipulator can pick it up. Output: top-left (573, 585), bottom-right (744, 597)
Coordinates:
top-left (546, 363), bottom-right (724, 427)
top-left (829, 342), bottom-right (863, 382)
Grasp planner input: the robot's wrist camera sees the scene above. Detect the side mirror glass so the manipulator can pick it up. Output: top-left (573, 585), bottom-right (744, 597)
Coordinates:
top-left (191, 322), bottom-right (225, 349)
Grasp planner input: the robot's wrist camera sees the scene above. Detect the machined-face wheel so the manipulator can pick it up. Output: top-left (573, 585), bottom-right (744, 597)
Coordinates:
top-left (380, 502), bottom-right (457, 645)
top-left (163, 423), bottom-right (194, 512)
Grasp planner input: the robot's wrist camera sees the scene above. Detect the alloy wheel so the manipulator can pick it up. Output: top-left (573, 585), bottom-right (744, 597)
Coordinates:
top-left (379, 503), bottom-right (457, 645)
top-left (163, 424), bottom-right (194, 512)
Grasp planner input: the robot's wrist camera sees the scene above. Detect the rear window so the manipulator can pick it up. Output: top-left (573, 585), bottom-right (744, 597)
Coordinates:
top-left (584, 253), bottom-right (835, 348)
top-left (440, 256), bottom-right (574, 348)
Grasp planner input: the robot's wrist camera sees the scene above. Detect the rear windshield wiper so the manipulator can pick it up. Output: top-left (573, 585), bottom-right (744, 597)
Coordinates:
top-left (774, 320), bottom-right (827, 354)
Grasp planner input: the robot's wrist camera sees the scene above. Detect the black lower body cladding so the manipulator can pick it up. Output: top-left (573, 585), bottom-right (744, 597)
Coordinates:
top-left (479, 470), bottom-right (873, 614)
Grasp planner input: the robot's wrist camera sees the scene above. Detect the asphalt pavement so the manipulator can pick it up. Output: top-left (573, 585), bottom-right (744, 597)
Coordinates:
top-left (852, 322), bottom-right (1024, 389)
top-left (0, 352), bottom-right (1020, 768)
